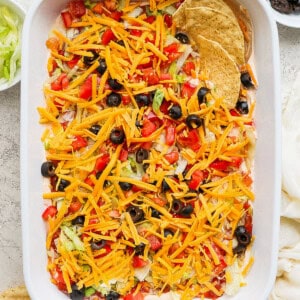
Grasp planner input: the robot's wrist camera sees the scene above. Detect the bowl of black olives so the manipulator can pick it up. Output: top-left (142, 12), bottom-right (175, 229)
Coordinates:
top-left (268, 0), bottom-right (300, 27)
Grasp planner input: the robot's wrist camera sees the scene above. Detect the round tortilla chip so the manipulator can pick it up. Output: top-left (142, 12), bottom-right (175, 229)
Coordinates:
top-left (222, 0), bottom-right (253, 61)
top-left (192, 34), bottom-right (241, 108)
top-left (0, 285), bottom-right (30, 300)
top-left (173, 0), bottom-right (253, 63)
top-left (185, 7), bottom-right (245, 66)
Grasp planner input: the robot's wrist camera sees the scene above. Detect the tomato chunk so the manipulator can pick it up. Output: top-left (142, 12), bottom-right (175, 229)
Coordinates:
top-left (141, 119), bottom-right (157, 137)
top-left (95, 153), bottom-right (110, 172)
top-left (69, 0), bottom-right (86, 18)
top-left (42, 206), bottom-right (57, 220)
top-left (61, 11), bottom-right (73, 28)
top-left (102, 28), bottom-right (116, 45)
top-left (132, 256), bottom-right (148, 268)
top-left (146, 234), bottom-right (162, 251)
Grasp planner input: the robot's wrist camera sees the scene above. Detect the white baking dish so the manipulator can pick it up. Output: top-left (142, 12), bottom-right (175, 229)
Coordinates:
top-left (20, 0), bottom-right (281, 299)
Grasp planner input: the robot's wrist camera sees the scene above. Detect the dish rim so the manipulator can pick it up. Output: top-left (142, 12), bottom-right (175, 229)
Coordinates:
top-left (20, 0), bottom-right (282, 299)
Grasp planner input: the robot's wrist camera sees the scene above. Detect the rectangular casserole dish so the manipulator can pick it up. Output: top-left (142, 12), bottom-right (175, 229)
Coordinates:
top-left (20, 0), bottom-right (281, 299)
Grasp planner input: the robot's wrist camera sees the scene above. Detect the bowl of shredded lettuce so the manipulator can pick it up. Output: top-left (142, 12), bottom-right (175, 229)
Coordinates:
top-left (0, 0), bottom-right (25, 91)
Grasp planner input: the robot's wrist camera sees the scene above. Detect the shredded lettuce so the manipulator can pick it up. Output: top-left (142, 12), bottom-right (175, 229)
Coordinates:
top-left (0, 6), bottom-right (22, 83)
top-left (61, 226), bottom-right (85, 251)
top-left (152, 89), bottom-right (164, 113)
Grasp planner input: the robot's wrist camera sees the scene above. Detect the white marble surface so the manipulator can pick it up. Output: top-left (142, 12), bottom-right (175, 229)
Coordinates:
top-left (0, 1), bottom-right (299, 296)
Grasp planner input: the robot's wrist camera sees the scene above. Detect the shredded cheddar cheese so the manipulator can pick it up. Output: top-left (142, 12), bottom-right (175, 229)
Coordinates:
top-left (40, 0), bottom-right (256, 299)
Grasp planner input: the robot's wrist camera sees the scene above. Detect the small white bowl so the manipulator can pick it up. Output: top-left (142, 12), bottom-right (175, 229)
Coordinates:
top-left (266, 0), bottom-right (300, 28)
top-left (0, 0), bottom-right (26, 91)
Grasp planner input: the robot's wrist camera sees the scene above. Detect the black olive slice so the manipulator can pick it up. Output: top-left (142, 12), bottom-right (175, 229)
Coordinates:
top-left (134, 243), bottom-right (146, 255)
top-left (240, 72), bottom-right (254, 88)
top-left (168, 105), bottom-right (182, 120)
top-left (134, 94), bottom-right (150, 107)
top-left (41, 161), bottom-right (56, 177)
top-left (89, 124), bottom-right (101, 135)
top-left (83, 51), bottom-right (98, 66)
top-left (57, 179), bottom-right (71, 191)
top-left (186, 114), bottom-right (203, 129)
top-left (161, 179), bottom-right (171, 193)
top-left (71, 215), bottom-right (85, 226)
top-left (105, 291), bottom-right (120, 300)
top-left (106, 92), bottom-right (121, 107)
top-left (235, 100), bottom-right (249, 114)
top-left (197, 87), bottom-right (210, 104)
top-left (136, 148), bottom-right (149, 164)
top-left (175, 32), bottom-right (189, 44)
top-left (96, 58), bottom-right (107, 75)
top-left (110, 128), bottom-right (125, 144)
top-left (180, 204), bottom-right (194, 217)
top-left (151, 208), bottom-right (161, 218)
top-left (119, 181), bottom-right (132, 191)
top-left (90, 239), bottom-right (107, 250)
top-left (126, 206), bottom-right (145, 223)
top-left (108, 78), bottom-right (123, 91)
top-left (171, 199), bottom-right (184, 214)
top-left (164, 228), bottom-right (174, 237)
top-left (234, 226), bottom-right (252, 246)
top-left (69, 285), bottom-right (85, 300)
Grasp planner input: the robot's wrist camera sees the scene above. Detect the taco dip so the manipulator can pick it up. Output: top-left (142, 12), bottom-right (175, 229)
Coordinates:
top-left (21, 0), bottom-right (281, 299)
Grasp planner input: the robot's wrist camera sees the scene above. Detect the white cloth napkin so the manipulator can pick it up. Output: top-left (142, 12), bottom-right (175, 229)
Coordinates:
top-left (270, 70), bottom-right (300, 300)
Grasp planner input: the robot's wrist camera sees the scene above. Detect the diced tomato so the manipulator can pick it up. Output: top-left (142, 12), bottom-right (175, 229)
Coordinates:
top-left (163, 43), bottom-right (180, 54)
top-left (141, 119), bottom-right (157, 137)
top-left (146, 234), bottom-right (162, 251)
top-left (51, 267), bottom-right (67, 292)
top-left (67, 55), bottom-right (80, 68)
top-left (159, 73), bottom-right (172, 81)
top-left (143, 68), bottom-right (159, 85)
top-left (141, 141), bottom-right (152, 150)
top-left (160, 100), bottom-right (170, 114)
top-left (122, 94), bottom-right (131, 105)
top-left (71, 136), bottom-right (88, 151)
top-left (163, 14), bottom-right (172, 28)
top-left (145, 15), bottom-right (156, 24)
top-left (42, 206), bottom-right (57, 220)
top-left (188, 170), bottom-right (206, 190)
top-left (102, 28), bottom-right (116, 45)
top-left (165, 124), bottom-right (176, 146)
top-left (79, 76), bottom-right (93, 100)
top-left (95, 153), bottom-right (110, 172)
top-left (61, 11), bottom-right (73, 28)
top-left (230, 157), bottom-right (243, 168)
top-left (130, 29), bottom-right (142, 37)
top-left (51, 73), bottom-right (69, 91)
top-left (132, 256), bottom-right (148, 268)
top-left (110, 10), bottom-right (123, 21)
top-left (132, 185), bottom-right (143, 192)
top-left (214, 258), bottom-right (227, 275)
top-left (85, 174), bottom-right (95, 187)
top-left (182, 81), bottom-right (197, 98)
top-left (244, 212), bottom-right (253, 234)
top-left (164, 151), bottom-right (179, 164)
top-left (69, 0), bottom-right (86, 18)
top-left (124, 292), bottom-right (144, 300)
top-left (177, 129), bottom-right (201, 151)
top-left (119, 149), bottom-right (128, 162)
top-left (182, 61), bottom-right (195, 76)
top-left (68, 199), bottom-right (82, 213)
top-left (92, 2), bottom-right (105, 14)
top-left (209, 159), bottom-right (230, 171)
top-left (230, 109), bottom-right (240, 116)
